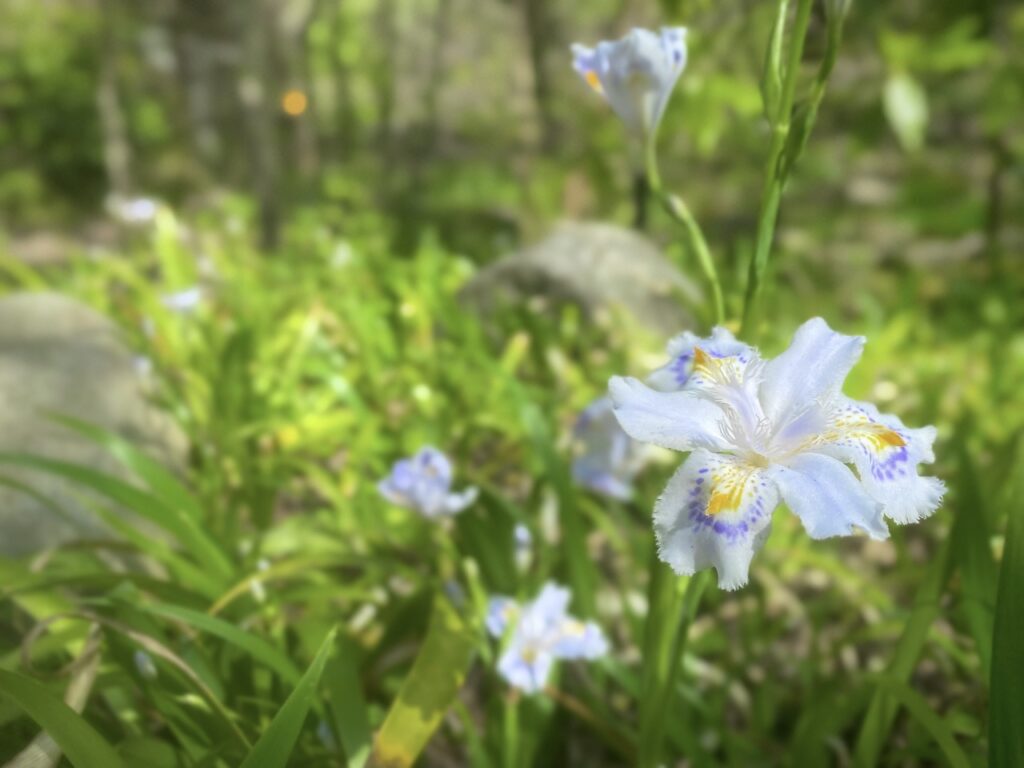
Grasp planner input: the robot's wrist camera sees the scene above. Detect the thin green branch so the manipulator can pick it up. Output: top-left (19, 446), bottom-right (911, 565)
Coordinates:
top-left (645, 140), bottom-right (726, 326)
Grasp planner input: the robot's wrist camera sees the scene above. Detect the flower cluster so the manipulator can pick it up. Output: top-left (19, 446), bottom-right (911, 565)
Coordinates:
top-left (487, 583), bottom-right (607, 694)
top-left (610, 318), bottom-right (944, 589)
top-left (378, 446), bottom-right (478, 519)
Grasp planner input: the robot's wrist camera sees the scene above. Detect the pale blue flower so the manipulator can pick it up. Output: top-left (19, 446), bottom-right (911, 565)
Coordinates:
top-left (646, 326), bottom-right (751, 392)
top-left (571, 27), bottom-right (688, 138)
top-left (108, 195), bottom-right (159, 224)
top-left (572, 397), bottom-right (645, 500)
top-left (486, 583), bottom-right (607, 694)
top-left (316, 720), bottom-right (337, 750)
top-left (160, 286), bottom-right (202, 314)
top-left (513, 524), bottom-right (532, 570)
top-left (134, 649), bottom-right (158, 680)
top-left (378, 446), bottom-right (478, 518)
top-left (610, 318), bottom-right (944, 590)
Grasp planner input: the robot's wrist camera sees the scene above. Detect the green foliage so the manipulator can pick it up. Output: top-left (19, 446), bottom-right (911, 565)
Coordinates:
top-left (0, 0), bottom-right (1022, 765)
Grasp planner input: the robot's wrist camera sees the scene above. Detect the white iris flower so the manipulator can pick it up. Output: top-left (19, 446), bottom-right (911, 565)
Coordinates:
top-left (378, 446), bottom-right (478, 519)
top-left (486, 583), bottom-right (607, 695)
top-left (571, 27), bottom-right (688, 139)
top-left (571, 396), bottom-right (646, 500)
top-left (610, 318), bottom-right (945, 590)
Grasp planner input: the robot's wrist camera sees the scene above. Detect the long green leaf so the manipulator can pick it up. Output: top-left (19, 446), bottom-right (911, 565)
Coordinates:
top-left (140, 603), bottom-right (303, 685)
top-left (990, 445), bottom-right (1024, 767)
top-left (370, 595), bottom-right (477, 768)
top-left (876, 679), bottom-right (971, 768)
top-left (0, 453), bottom-right (232, 579)
top-left (238, 626), bottom-right (338, 768)
top-left (0, 669), bottom-right (125, 768)
top-left (51, 415), bottom-right (204, 523)
top-left (951, 431), bottom-right (998, 680)
top-left (853, 532), bottom-right (954, 766)
top-left (324, 635), bottom-right (372, 768)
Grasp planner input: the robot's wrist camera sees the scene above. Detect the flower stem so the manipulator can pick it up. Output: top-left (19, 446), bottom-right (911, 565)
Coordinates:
top-left (503, 691), bottom-right (520, 768)
top-left (645, 139), bottom-right (725, 326)
top-left (637, 551), bottom-right (711, 768)
top-left (740, 0), bottom-right (815, 337)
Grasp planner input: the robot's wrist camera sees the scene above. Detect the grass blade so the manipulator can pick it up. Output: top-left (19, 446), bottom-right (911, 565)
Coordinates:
top-left (951, 425), bottom-right (998, 680)
top-left (0, 453), bottom-right (232, 580)
top-left (140, 603), bottom-right (303, 685)
top-left (324, 634), bottom-right (372, 768)
top-left (0, 668), bottom-right (124, 768)
top-left (989, 444), bottom-right (1024, 767)
top-left (876, 679), bottom-right (971, 768)
top-left (238, 626), bottom-right (338, 768)
top-left (853, 533), bottom-right (954, 766)
top-left (51, 415), bottom-right (204, 523)
top-left (370, 595), bottom-right (477, 768)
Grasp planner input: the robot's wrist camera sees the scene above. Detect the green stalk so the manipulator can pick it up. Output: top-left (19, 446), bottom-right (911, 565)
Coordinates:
top-left (645, 139), bottom-right (725, 325)
top-left (503, 693), bottom-right (520, 768)
top-left (740, 0), bottom-right (814, 336)
top-left (637, 551), bottom-right (711, 768)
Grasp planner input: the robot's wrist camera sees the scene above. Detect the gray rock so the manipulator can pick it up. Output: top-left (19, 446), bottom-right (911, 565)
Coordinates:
top-left (0, 292), bottom-right (186, 555)
top-left (461, 221), bottom-right (702, 336)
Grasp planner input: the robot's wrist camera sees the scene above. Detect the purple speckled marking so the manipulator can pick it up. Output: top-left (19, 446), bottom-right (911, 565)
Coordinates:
top-left (670, 353), bottom-right (692, 386)
top-left (867, 441), bottom-right (910, 481)
top-left (681, 480), bottom-right (769, 544)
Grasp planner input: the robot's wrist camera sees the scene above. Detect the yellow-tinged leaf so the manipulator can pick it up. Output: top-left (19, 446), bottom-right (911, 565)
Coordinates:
top-left (370, 596), bottom-right (477, 768)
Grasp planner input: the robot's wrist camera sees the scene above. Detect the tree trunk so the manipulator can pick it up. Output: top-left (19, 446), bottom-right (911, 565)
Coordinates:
top-left (96, 0), bottom-right (133, 199)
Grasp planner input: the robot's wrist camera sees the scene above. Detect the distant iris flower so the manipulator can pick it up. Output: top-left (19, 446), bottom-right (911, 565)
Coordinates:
top-left (571, 27), bottom-right (688, 139)
top-left (133, 650), bottom-right (158, 680)
top-left (571, 396), bottom-right (645, 500)
top-left (108, 196), bottom-right (159, 224)
top-left (378, 446), bottom-right (478, 518)
top-left (160, 286), bottom-right (202, 314)
top-left (610, 318), bottom-right (944, 590)
top-left (513, 523), bottom-right (533, 571)
top-left (486, 583), bottom-right (607, 694)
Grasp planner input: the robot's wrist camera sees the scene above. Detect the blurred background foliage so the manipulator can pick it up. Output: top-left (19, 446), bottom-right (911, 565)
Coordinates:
top-left (0, 0), bottom-right (1022, 766)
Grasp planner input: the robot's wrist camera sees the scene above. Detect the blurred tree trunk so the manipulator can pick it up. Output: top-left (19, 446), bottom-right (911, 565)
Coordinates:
top-left (424, 0), bottom-right (452, 152)
top-left (281, 0), bottom-right (320, 183)
top-left (521, 0), bottom-right (559, 150)
top-left (374, 0), bottom-right (399, 164)
top-left (171, 0), bottom-right (221, 174)
top-left (95, 0), bottom-right (132, 198)
top-left (330, 3), bottom-right (357, 159)
top-left (238, 0), bottom-right (281, 250)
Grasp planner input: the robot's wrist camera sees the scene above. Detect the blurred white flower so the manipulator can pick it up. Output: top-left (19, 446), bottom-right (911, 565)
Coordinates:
top-left (513, 523), bottom-right (532, 571)
top-left (133, 649), bottom-right (158, 680)
top-left (133, 355), bottom-right (154, 379)
top-left (250, 558), bottom-right (270, 603)
top-left (571, 27), bottom-right (688, 139)
top-left (378, 446), bottom-right (478, 519)
top-left (610, 318), bottom-right (944, 590)
top-left (160, 286), bottom-right (203, 314)
top-left (108, 195), bottom-right (159, 225)
top-left (486, 583), bottom-right (607, 695)
top-left (571, 397), bottom-right (646, 500)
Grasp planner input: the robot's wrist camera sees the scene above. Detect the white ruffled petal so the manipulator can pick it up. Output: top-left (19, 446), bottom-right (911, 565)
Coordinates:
top-left (552, 619), bottom-right (608, 660)
top-left (570, 43), bottom-right (605, 95)
top-left (609, 376), bottom-right (727, 453)
top-left (485, 597), bottom-right (518, 638)
top-left (768, 452), bottom-right (888, 540)
top-left (654, 449), bottom-right (778, 590)
top-left (441, 486), bottom-right (478, 516)
top-left (497, 644), bottom-right (554, 695)
top-left (816, 398), bottom-right (945, 524)
top-left (759, 318), bottom-right (865, 426)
